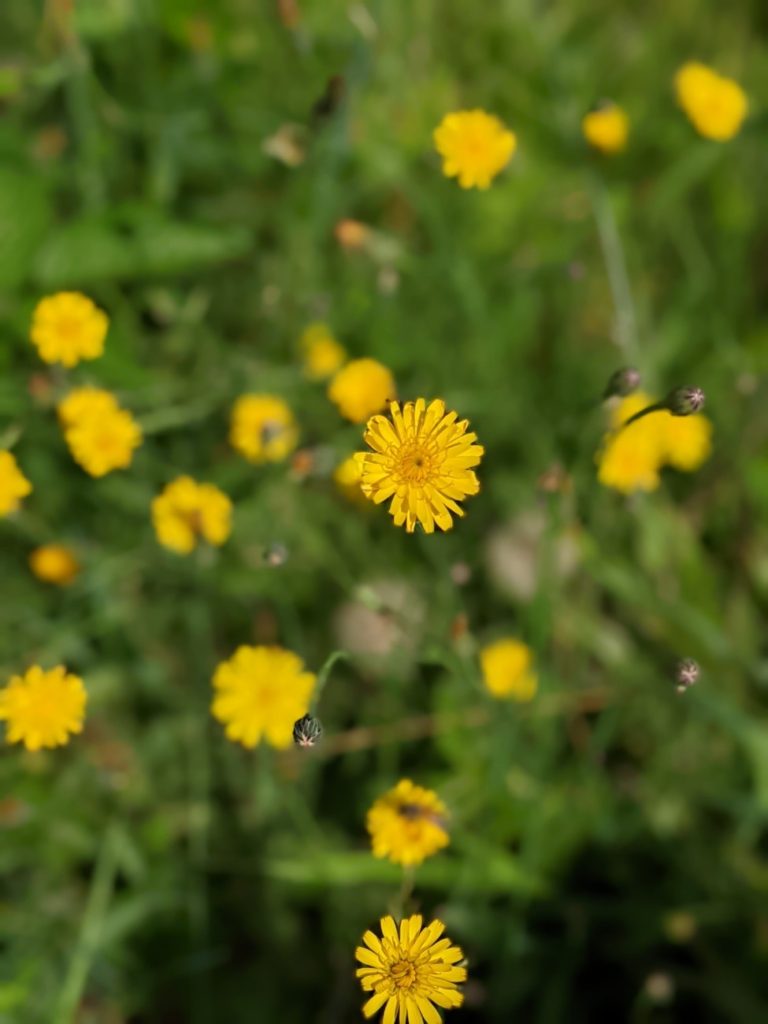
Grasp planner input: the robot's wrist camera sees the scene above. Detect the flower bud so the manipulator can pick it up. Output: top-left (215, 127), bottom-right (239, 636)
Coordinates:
top-left (675, 657), bottom-right (699, 693)
top-left (603, 366), bottom-right (641, 399)
top-left (292, 713), bottom-right (323, 748)
top-left (666, 387), bottom-right (705, 416)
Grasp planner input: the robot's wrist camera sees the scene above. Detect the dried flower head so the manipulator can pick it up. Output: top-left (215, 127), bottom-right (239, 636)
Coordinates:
top-left (480, 638), bottom-right (538, 701)
top-left (292, 713), bottom-right (323, 748)
top-left (0, 665), bottom-right (86, 751)
top-left (230, 394), bottom-right (299, 464)
top-left (152, 476), bottom-right (232, 554)
top-left (30, 292), bottom-right (108, 367)
top-left (356, 915), bottom-right (466, 1023)
top-left (434, 109), bottom-right (516, 189)
top-left (356, 399), bottom-right (483, 533)
top-left (582, 101), bottom-right (629, 154)
top-left (0, 451), bottom-right (32, 516)
top-left (675, 62), bottom-right (747, 141)
top-left (367, 779), bottom-right (449, 867)
top-left (328, 358), bottom-right (396, 423)
top-left (29, 544), bottom-right (79, 585)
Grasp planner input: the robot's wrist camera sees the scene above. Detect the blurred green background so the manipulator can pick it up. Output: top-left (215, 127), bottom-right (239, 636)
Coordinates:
top-left (2, 1), bottom-right (768, 1021)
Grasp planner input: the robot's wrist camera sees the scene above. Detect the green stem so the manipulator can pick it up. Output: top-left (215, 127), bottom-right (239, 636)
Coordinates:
top-left (311, 649), bottom-right (348, 712)
top-left (53, 824), bottom-right (118, 1024)
top-left (589, 176), bottom-right (639, 362)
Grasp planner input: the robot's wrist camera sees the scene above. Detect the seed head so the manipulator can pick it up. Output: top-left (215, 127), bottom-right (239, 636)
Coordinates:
top-left (604, 366), bottom-right (641, 399)
top-left (292, 713), bottom-right (323, 748)
top-left (666, 387), bottom-right (705, 416)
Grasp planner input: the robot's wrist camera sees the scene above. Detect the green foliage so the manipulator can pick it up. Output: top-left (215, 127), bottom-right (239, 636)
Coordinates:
top-left (0, 1), bottom-right (767, 1022)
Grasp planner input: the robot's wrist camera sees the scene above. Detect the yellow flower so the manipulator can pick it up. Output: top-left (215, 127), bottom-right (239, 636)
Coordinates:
top-left (479, 638), bottom-right (538, 701)
top-left (0, 451), bottom-right (32, 516)
top-left (300, 322), bottom-right (346, 380)
top-left (57, 387), bottom-right (119, 428)
top-left (0, 665), bottom-right (87, 751)
top-left (63, 403), bottom-right (142, 478)
top-left (366, 779), bottom-right (449, 868)
top-left (433, 109), bottom-right (516, 189)
top-left (230, 394), bottom-right (298, 463)
top-left (152, 476), bottom-right (233, 554)
top-left (663, 412), bottom-right (713, 471)
top-left (356, 399), bottom-right (483, 533)
top-left (211, 645), bottom-right (315, 749)
top-left (333, 454), bottom-right (365, 502)
top-left (582, 102), bottom-right (629, 154)
top-left (356, 915), bottom-right (466, 1024)
top-left (29, 544), bottom-right (79, 585)
top-left (675, 62), bottom-right (747, 141)
top-left (328, 358), bottom-right (396, 423)
top-left (30, 292), bottom-right (108, 367)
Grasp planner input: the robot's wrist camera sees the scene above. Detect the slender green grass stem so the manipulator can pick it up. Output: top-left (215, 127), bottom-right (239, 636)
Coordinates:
top-left (589, 175), bottom-right (639, 362)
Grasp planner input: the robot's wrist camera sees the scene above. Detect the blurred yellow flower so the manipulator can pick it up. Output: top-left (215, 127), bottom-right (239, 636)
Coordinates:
top-left (582, 102), bottom-right (629, 154)
top-left (333, 454), bottom-right (365, 502)
top-left (300, 322), bottom-right (346, 380)
top-left (434, 109), bottom-right (516, 189)
top-left (480, 638), bottom-right (538, 701)
top-left (597, 391), bottom-right (712, 493)
top-left (328, 358), bottom-right (395, 423)
top-left (30, 292), bottom-right (108, 367)
top-left (63, 402), bottom-right (142, 478)
top-left (211, 645), bottom-right (315, 749)
top-left (356, 915), bottom-right (466, 1023)
top-left (57, 386), bottom-right (119, 428)
top-left (356, 398), bottom-right (483, 533)
top-left (366, 778), bottom-right (449, 867)
top-left (0, 451), bottom-right (32, 516)
top-left (152, 476), bottom-right (232, 554)
top-left (29, 544), bottom-right (79, 585)
top-left (230, 393), bottom-right (298, 463)
top-left (0, 665), bottom-right (86, 751)
top-left (675, 62), bottom-right (747, 140)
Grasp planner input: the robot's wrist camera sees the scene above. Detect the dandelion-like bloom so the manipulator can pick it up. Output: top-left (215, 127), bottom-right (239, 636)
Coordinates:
top-left (328, 358), bottom-right (396, 423)
top-left (230, 394), bottom-right (298, 464)
top-left (0, 665), bottom-right (87, 751)
top-left (152, 476), bottom-right (232, 554)
top-left (211, 645), bottom-right (315, 749)
top-left (356, 399), bottom-right (483, 533)
top-left (0, 451), bottom-right (32, 516)
top-left (582, 102), bottom-right (629, 154)
top-left (300, 322), bottom-right (346, 380)
top-left (29, 544), bottom-right (79, 585)
top-left (57, 387), bottom-right (119, 428)
top-left (480, 638), bottom-right (538, 701)
top-left (675, 62), bottom-right (747, 141)
top-left (356, 915), bottom-right (466, 1024)
top-left (62, 399), bottom-right (142, 478)
top-left (433, 109), bottom-right (516, 189)
top-left (367, 779), bottom-right (449, 867)
top-left (30, 292), bottom-right (108, 367)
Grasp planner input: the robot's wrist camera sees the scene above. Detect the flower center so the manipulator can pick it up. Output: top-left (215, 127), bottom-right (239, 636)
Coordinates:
top-left (389, 958), bottom-right (417, 990)
top-left (394, 442), bottom-right (436, 484)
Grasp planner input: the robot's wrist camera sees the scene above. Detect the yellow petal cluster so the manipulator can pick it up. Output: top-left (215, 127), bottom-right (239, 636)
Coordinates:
top-left (229, 394), bottom-right (298, 463)
top-left (433, 109), bottom-right (516, 189)
top-left (152, 476), bottom-right (232, 554)
top-left (0, 451), bottom-right (32, 516)
top-left (300, 322), bottom-right (346, 380)
top-left (479, 638), bottom-right (538, 701)
top-left (366, 779), bottom-right (449, 867)
top-left (58, 387), bottom-right (142, 477)
top-left (582, 102), bottom-right (629, 154)
top-left (675, 62), bottom-right (747, 140)
top-left (29, 544), bottom-right (79, 585)
top-left (328, 358), bottom-right (396, 423)
top-left (0, 665), bottom-right (87, 751)
top-left (30, 292), bottom-right (108, 367)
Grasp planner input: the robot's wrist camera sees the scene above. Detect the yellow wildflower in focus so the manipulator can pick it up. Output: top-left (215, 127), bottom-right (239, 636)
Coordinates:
top-left (367, 779), bottom-right (449, 867)
top-left (333, 454), bottom-right (365, 502)
top-left (434, 109), bottom-right (516, 189)
top-left (356, 399), bottom-right (483, 533)
top-left (211, 645), bottom-right (315, 749)
top-left (30, 292), bottom-right (108, 367)
top-left (675, 62), bottom-right (747, 141)
top-left (29, 544), bottom-right (79, 586)
top-left (0, 665), bottom-right (87, 751)
top-left (356, 915), bottom-right (466, 1023)
top-left (57, 387), bottom-right (119, 428)
top-left (300, 322), bottom-right (346, 380)
top-left (0, 451), bottom-right (32, 516)
top-left (230, 394), bottom-right (298, 464)
top-left (480, 638), bottom-right (538, 701)
top-left (152, 477), bottom-right (232, 554)
top-left (582, 102), bottom-right (629, 154)
top-left (63, 403), bottom-right (142, 478)
top-left (328, 358), bottom-right (395, 423)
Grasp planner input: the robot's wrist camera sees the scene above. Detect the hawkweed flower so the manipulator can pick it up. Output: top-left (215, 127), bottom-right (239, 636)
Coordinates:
top-left (60, 393), bottom-right (142, 478)
top-left (230, 394), bottom-right (298, 463)
top-left (300, 322), bottom-right (346, 380)
top-left (480, 638), bottom-right (538, 701)
top-left (356, 915), bottom-right (466, 1023)
top-left (211, 645), bottom-right (315, 749)
top-left (0, 451), bottom-right (32, 516)
top-left (434, 109), bottom-right (516, 189)
top-left (675, 62), bottom-right (747, 141)
top-left (152, 476), bottom-right (232, 554)
top-left (29, 544), bottom-right (79, 585)
top-left (0, 665), bottom-right (86, 751)
top-left (582, 101), bottom-right (629, 153)
top-left (356, 399), bottom-right (483, 533)
top-left (30, 292), bottom-right (108, 367)
top-left (367, 779), bottom-right (449, 867)
top-left (328, 358), bottom-right (396, 423)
